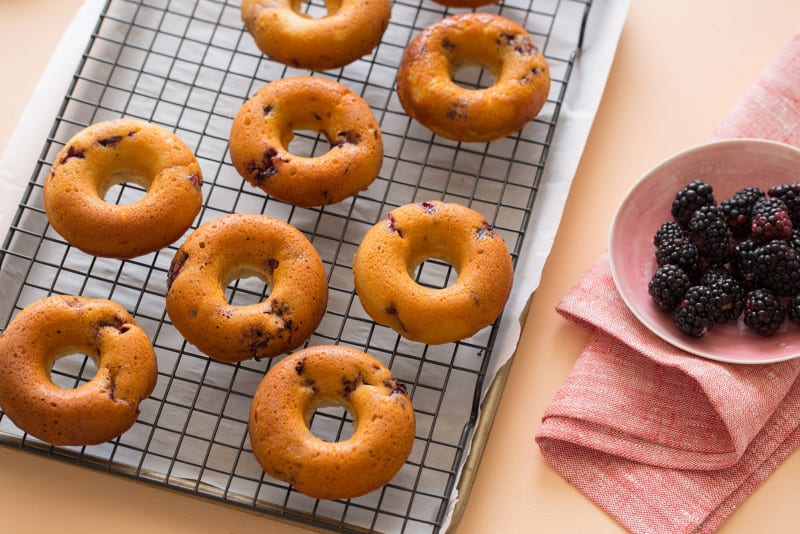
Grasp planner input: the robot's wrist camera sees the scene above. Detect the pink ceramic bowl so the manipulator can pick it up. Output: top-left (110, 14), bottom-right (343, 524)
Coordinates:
top-left (608, 138), bottom-right (800, 364)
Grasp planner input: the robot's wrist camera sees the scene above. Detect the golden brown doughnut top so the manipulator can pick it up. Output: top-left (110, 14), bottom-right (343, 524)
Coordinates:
top-left (165, 213), bottom-right (328, 363)
top-left (43, 118), bottom-right (203, 259)
top-left (353, 200), bottom-right (514, 344)
top-left (249, 345), bottom-right (415, 499)
top-left (0, 295), bottom-right (157, 446)
top-left (397, 13), bottom-right (551, 142)
top-left (241, 0), bottom-right (392, 70)
top-left (229, 76), bottom-right (383, 207)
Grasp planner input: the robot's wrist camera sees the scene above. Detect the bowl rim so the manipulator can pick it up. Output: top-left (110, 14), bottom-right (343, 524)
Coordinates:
top-left (607, 137), bottom-right (800, 364)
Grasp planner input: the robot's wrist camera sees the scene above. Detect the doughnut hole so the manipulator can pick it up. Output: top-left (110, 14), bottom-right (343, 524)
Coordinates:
top-left (294, 0), bottom-right (332, 19)
top-left (102, 176), bottom-right (148, 205)
top-left (405, 228), bottom-right (469, 291)
top-left (49, 350), bottom-right (99, 390)
top-left (445, 32), bottom-right (503, 91)
top-left (223, 266), bottom-right (272, 306)
top-left (94, 139), bottom-right (160, 204)
top-left (277, 103), bottom-right (353, 164)
top-left (286, 129), bottom-right (334, 158)
top-left (451, 64), bottom-right (495, 91)
top-left (411, 257), bottom-right (459, 289)
top-left (306, 400), bottom-right (356, 442)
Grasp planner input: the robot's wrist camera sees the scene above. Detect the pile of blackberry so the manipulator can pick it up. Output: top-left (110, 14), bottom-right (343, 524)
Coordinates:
top-left (649, 179), bottom-right (800, 337)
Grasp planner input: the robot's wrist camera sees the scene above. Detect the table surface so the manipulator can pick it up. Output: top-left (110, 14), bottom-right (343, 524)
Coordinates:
top-left (3, 1), bottom-right (800, 532)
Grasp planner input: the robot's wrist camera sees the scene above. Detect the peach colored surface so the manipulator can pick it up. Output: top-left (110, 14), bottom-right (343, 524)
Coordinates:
top-left (2, 1), bottom-right (800, 533)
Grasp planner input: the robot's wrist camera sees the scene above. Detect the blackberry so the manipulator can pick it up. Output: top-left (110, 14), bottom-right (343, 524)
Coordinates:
top-left (719, 186), bottom-right (765, 237)
top-left (699, 265), bottom-right (735, 285)
top-left (750, 196), bottom-right (792, 242)
top-left (788, 228), bottom-right (800, 252)
top-left (655, 237), bottom-right (700, 276)
top-left (687, 205), bottom-right (735, 265)
top-left (788, 294), bottom-right (800, 323)
top-left (752, 239), bottom-right (800, 297)
top-left (671, 179), bottom-right (716, 227)
top-left (703, 272), bottom-right (745, 323)
top-left (673, 285), bottom-right (715, 337)
top-left (653, 221), bottom-right (685, 247)
top-left (648, 264), bottom-right (691, 312)
top-left (768, 183), bottom-right (800, 225)
top-left (733, 238), bottom-right (760, 290)
top-left (743, 289), bottom-right (785, 336)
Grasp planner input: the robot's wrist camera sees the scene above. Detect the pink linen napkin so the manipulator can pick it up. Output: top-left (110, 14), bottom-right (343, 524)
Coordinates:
top-left (535, 32), bottom-right (800, 534)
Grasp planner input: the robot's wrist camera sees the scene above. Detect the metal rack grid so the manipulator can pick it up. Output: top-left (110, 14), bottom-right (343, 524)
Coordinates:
top-left (0, 0), bottom-right (591, 532)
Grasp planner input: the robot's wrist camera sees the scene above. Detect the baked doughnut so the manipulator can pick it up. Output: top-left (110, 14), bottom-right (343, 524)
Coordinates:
top-left (229, 76), bottom-right (383, 207)
top-left (43, 118), bottom-right (203, 259)
top-left (249, 345), bottom-right (415, 500)
top-left (353, 200), bottom-right (514, 344)
top-left (0, 295), bottom-right (157, 446)
top-left (241, 0), bottom-right (392, 71)
top-left (396, 13), bottom-right (550, 143)
top-left (165, 213), bottom-right (328, 363)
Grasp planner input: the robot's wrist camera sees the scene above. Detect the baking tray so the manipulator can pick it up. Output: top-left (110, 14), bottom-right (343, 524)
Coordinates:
top-left (0, 0), bottom-right (593, 531)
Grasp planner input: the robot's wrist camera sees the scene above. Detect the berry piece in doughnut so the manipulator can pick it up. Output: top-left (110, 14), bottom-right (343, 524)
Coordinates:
top-left (165, 213), bottom-right (328, 363)
top-left (249, 345), bottom-right (415, 500)
top-left (229, 76), bottom-right (383, 207)
top-left (0, 295), bottom-right (157, 446)
top-left (241, 0), bottom-right (392, 71)
top-left (44, 118), bottom-right (203, 259)
top-left (353, 201), bottom-right (514, 344)
top-left (396, 13), bottom-right (551, 143)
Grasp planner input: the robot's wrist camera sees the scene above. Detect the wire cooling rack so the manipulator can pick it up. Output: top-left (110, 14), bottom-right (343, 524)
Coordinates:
top-left (0, 0), bottom-right (592, 532)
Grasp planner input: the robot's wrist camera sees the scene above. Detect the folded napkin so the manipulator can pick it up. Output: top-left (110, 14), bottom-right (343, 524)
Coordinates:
top-left (536, 31), bottom-right (800, 534)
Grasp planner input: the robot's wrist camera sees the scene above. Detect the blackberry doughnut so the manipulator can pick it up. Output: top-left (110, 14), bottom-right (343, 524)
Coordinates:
top-left (0, 295), bottom-right (158, 446)
top-left (353, 200), bottom-right (514, 344)
top-left (229, 76), bottom-right (383, 207)
top-left (249, 345), bottom-right (415, 500)
top-left (165, 213), bottom-right (328, 363)
top-left (43, 118), bottom-right (203, 259)
top-left (241, 0), bottom-right (392, 71)
top-left (396, 13), bottom-right (550, 143)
